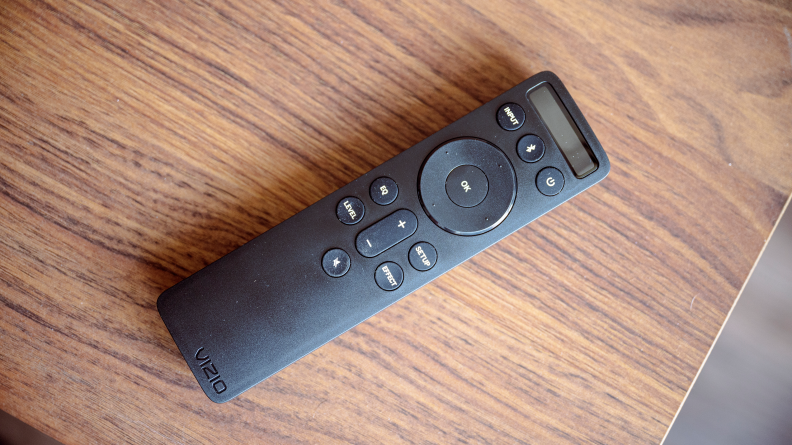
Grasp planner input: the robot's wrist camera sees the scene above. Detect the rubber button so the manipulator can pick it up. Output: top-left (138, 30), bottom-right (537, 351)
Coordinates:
top-left (336, 197), bottom-right (365, 225)
top-left (375, 262), bottom-right (403, 291)
top-left (370, 177), bottom-right (398, 206)
top-left (445, 165), bottom-right (488, 208)
top-left (497, 103), bottom-right (525, 131)
top-left (517, 134), bottom-right (545, 163)
top-left (408, 242), bottom-right (437, 271)
top-left (322, 248), bottom-right (350, 278)
top-left (418, 138), bottom-right (516, 236)
top-left (356, 209), bottom-right (418, 258)
top-left (536, 167), bottom-right (564, 196)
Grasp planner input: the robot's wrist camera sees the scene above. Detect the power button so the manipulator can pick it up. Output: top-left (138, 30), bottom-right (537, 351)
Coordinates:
top-left (536, 167), bottom-right (564, 196)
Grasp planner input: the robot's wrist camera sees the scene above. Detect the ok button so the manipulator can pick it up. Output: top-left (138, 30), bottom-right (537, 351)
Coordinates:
top-left (445, 165), bottom-right (488, 208)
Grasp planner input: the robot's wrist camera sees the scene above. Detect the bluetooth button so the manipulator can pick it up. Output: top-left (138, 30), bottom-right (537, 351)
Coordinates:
top-left (517, 134), bottom-right (545, 163)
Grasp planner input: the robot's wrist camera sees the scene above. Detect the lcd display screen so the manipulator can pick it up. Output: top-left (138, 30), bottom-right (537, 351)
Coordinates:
top-left (528, 84), bottom-right (597, 178)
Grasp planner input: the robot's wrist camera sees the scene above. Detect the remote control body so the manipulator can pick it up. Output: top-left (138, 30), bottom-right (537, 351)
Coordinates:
top-left (158, 71), bottom-right (610, 403)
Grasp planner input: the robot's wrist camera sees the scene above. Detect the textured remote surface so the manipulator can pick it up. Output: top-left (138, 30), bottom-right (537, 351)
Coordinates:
top-left (157, 71), bottom-right (610, 403)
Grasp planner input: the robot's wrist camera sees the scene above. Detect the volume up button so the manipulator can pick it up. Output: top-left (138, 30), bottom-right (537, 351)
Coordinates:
top-left (355, 209), bottom-right (418, 258)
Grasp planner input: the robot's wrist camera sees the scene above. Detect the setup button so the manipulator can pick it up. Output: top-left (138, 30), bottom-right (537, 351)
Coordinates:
top-left (536, 167), bottom-right (564, 196)
top-left (408, 242), bottom-right (437, 271)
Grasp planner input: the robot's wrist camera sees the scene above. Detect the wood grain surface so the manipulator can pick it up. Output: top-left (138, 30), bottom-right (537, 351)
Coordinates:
top-left (1, 0), bottom-right (791, 443)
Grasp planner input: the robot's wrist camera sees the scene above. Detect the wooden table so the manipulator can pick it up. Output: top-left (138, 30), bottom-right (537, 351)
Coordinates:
top-left (1, 1), bottom-right (790, 443)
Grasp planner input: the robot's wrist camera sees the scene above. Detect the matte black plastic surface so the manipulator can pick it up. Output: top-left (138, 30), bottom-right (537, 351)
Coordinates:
top-left (157, 71), bottom-right (610, 403)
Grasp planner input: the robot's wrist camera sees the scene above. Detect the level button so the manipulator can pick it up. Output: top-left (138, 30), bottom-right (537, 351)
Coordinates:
top-left (356, 209), bottom-right (418, 258)
top-left (336, 197), bottom-right (365, 225)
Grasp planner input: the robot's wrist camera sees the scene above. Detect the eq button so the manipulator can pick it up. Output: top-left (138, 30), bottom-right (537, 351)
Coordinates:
top-left (370, 177), bottom-right (398, 206)
top-left (356, 209), bottom-right (418, 258)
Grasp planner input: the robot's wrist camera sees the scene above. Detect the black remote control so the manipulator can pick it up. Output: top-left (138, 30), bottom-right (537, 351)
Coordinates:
top-left (158, 71), bottom-right (610, 403)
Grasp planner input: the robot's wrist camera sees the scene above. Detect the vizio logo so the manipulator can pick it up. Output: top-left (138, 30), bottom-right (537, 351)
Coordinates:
top-left (195, 347), bottom-right (227, 394)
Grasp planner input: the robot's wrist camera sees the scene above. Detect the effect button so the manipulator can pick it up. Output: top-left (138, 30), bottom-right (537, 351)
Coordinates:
top-left (322, 248), bottom-right (350, 278)
top-left (375, 262), bottom-right (404, 291)
top-left (536, 167), bottom-right (564, 196)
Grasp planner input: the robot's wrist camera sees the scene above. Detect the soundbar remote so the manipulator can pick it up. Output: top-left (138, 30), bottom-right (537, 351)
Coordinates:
top-left (157, 71), bottom-right (610, 403)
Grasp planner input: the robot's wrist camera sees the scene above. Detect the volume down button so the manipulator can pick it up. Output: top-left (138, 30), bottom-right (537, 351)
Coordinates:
top-left (355, 209), bottom-right (418, 258)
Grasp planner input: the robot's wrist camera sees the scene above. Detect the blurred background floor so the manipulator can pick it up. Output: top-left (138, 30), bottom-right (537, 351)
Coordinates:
top-left (664, 201), bottom-right (792, 445)
top-left (2, 206), bottom-right (790, 445)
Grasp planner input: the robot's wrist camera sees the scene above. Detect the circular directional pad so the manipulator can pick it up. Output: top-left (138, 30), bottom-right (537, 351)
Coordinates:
top-left (418, 138), bottom-right (516, 236)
